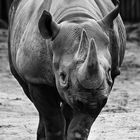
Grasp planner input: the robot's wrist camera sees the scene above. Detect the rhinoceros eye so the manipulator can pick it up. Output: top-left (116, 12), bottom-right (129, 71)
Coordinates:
top-left (59, 72), bottom-right (68, 88)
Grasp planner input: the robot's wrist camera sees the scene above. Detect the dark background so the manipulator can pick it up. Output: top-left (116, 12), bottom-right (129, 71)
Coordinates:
top-left (0, 0), bottom-right (140, 28)
top-left (0, 0), bottom-right (13, 26)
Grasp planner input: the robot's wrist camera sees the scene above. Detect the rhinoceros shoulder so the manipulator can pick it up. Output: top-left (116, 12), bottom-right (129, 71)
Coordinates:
top-left (9, 0), bottom-right (55, 85)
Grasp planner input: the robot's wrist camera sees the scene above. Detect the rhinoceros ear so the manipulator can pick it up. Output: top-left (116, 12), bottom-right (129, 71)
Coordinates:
top-left (38, 10), bottom-right (60, 39)
top-left (98, 0), bottom-right (120, 29)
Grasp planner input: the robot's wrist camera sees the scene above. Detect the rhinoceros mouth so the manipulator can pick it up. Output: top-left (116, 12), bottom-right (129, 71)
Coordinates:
top-left (70, 92), bottom-right (107, 115)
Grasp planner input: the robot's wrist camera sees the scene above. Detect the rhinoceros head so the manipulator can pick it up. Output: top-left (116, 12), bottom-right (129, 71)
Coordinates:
top-left (38, 3), bottom-right (119, 115)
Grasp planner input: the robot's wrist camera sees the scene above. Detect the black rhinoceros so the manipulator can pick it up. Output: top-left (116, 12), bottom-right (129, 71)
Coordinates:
top-left (8, 0), bottom-right (126, 139)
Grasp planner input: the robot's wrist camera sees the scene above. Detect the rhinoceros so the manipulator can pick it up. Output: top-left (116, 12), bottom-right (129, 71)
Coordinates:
top-left (8, 0), bottom-right (126, 139)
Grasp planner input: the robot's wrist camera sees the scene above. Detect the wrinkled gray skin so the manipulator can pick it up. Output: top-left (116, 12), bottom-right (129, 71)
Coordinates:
top-left (8, 0), bottom-right (126, 140)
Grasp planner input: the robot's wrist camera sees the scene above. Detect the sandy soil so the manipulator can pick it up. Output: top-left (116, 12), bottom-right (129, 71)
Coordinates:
top-left (0, 23), bottom-right (140, 140)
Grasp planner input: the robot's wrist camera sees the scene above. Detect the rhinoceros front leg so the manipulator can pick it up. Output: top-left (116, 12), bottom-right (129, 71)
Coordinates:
top-left (61, 103), bottom-right (73, 138)
top-left (66, 112), bottom-right (94, 140)
top-left (37, 113), bottom-right (45, 140)
top-left (28, 84), bottom-right (66, 140)
top-left (65, 95), bottom-right (106, 140)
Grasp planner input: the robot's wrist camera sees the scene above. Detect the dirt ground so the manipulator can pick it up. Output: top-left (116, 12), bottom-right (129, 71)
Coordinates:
top-left (0, 23), bottom-right (140, 140)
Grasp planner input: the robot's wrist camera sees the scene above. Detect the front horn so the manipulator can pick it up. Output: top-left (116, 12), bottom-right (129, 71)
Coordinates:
top-left (77, 39), bottom-right (103, 89)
